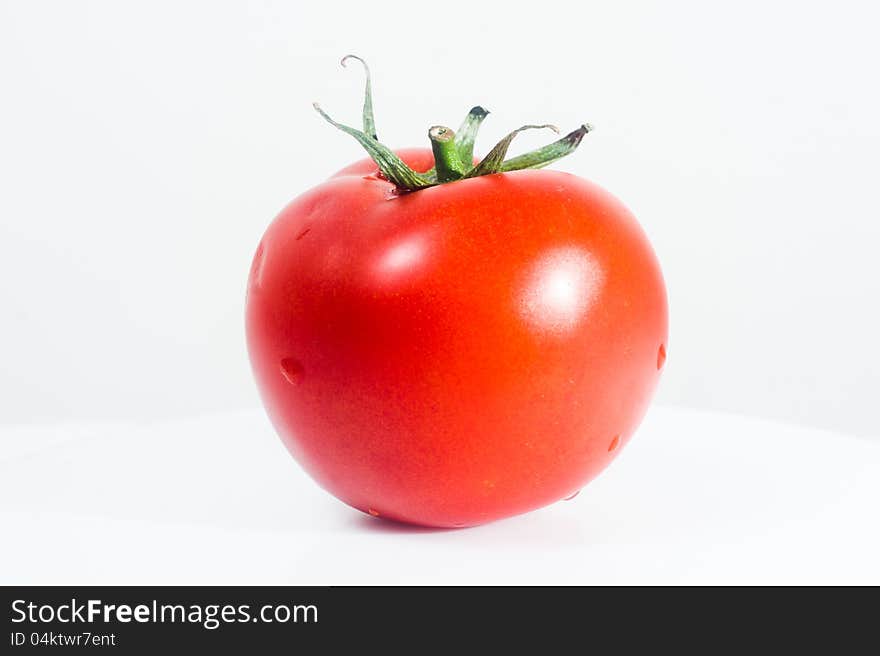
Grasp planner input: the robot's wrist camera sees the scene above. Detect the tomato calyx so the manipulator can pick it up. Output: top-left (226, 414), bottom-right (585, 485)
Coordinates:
top-left (312, 55), bottom-right (593, 193)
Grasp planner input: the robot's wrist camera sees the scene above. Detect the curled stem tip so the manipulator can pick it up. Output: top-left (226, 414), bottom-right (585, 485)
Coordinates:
top-left (340, 54), bottom-right (367, 68)
top-left (340, 54), bottom-right (377, 140)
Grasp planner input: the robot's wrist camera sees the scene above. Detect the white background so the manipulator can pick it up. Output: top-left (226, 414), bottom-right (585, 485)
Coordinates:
top-left (1, 0), bottom-right (880, 586)
top-left (2, 0), bottom-right (879, 437)
top-left (3, 406), bottom-right (879, 584)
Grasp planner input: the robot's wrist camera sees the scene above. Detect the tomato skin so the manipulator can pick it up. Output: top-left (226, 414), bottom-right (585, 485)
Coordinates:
top-left (246, 149), bottom-right (667, 527)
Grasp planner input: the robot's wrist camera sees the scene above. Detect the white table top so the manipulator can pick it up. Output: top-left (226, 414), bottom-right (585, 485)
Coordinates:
top-left (2, 405), bottom-right (878, 585)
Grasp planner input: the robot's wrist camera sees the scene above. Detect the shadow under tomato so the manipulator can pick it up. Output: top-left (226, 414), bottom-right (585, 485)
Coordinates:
top-left (352, 513), bottom-right (467, 535)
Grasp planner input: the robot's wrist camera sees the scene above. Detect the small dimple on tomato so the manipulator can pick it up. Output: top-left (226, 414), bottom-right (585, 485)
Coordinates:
top-left (246, 149), bottom-right (667, 528)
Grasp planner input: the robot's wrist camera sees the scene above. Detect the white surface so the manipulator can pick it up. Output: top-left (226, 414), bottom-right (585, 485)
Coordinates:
top-left (2, 1), bottom-right (880, 436)
top-left (2, 405), bottom-right (878, 585)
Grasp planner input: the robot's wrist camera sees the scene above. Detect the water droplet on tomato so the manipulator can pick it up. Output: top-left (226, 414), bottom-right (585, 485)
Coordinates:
top-left (564, 490), bottom-right (581, 501)
top-left (280, 358), bottom-right (304, 384)
top-left (608, 435), bottom-right (621, 452)
top-left (368, 508), bottom-right (380, 517)
top-left (657, 343), bottom-right (667, 369)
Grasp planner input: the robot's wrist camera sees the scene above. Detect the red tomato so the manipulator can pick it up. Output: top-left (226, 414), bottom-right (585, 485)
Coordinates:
top-left (246, 148), bottom-right (667, 527)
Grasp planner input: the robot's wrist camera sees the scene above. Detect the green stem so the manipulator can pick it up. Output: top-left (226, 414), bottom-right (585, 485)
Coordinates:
top-left (340, 54), bottom-right (377, 140)
top-left (313, 55), bottom-right (594, 193)
top-left (499, 124), bottom-right (592, 172)
top-left (467, 124), bottom-right (558, 178)
top-left (418, 106), bottom-right (490, 179)
top-left (454, 106), bottom-right (489, 164)
top-left (313, 103), bottom-right (433, 190)
top-left (429, 126), bottom-right (468, 183)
